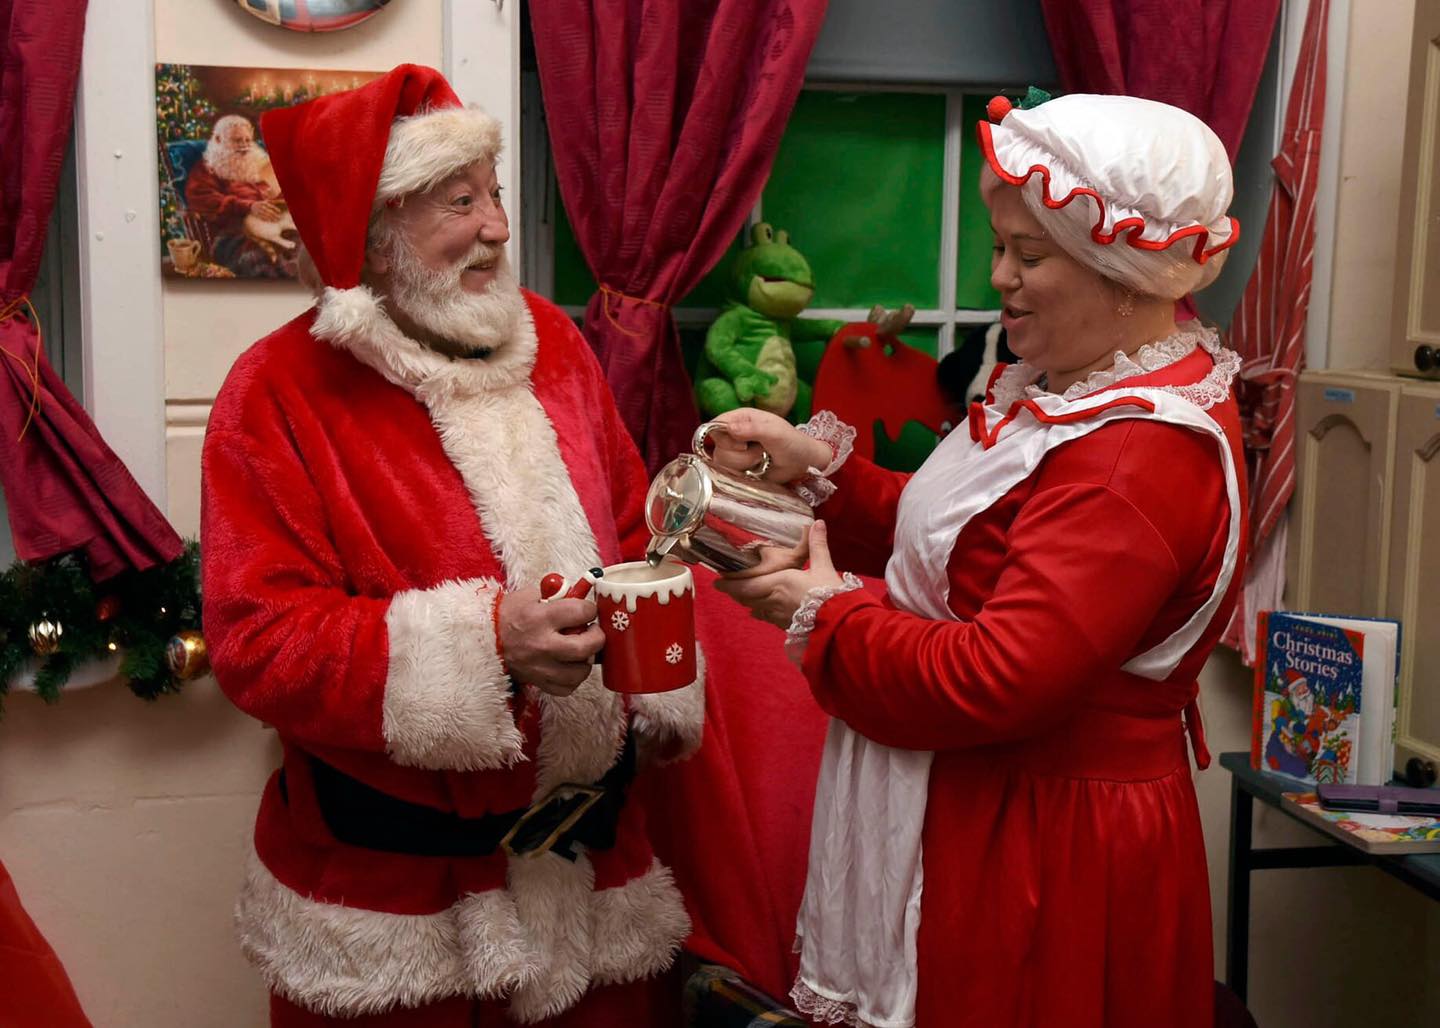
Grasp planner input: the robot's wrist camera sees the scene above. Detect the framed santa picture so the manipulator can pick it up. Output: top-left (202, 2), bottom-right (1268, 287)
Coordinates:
top-left (154, 63), bottom-right (382, 281)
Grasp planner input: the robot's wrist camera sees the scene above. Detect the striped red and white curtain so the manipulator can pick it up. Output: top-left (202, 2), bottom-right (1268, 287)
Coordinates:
top-left (1223, 0), bottom-right (1330, 661)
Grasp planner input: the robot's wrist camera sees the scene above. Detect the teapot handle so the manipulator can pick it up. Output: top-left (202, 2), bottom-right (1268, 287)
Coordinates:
top-left (692, 421), bottom-right (772, 479)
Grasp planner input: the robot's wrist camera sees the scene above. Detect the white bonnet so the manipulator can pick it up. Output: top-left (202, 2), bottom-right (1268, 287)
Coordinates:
top-left (979, 93), bottom-right (1239, 299)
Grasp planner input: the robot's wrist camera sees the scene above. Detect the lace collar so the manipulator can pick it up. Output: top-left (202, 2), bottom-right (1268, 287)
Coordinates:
top-left (987, 325), bottom-right (1239, 412)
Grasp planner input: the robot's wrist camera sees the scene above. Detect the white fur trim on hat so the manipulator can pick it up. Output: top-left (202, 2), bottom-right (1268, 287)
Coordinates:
top-left (376, 104), bottom-right (503, 202)
top-left (981, 93), bottom-right (1239, 297)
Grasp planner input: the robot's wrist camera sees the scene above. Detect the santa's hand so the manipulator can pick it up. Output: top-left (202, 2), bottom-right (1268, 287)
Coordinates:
top-left (706, 407), bottom-right (832, 484)
top-left (251, 200), bottom-right (283, 222)
top-left (714, 521), bottom-right (844, 627)
top-left (497, 586), bottom-right (604, 697)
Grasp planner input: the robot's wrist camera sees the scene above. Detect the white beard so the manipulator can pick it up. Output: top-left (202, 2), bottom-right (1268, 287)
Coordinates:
top-left (384, 237), bottom-right (526, 357)
top-left (204, 142), bottom-right (271, 185)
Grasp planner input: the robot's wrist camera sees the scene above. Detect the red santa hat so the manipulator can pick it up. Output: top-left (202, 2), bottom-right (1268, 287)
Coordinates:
top-left (259, 64), bottom-right (501, 297)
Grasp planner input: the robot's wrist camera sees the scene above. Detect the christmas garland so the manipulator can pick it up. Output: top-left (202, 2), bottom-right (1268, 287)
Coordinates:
top-left (0, 541), bottom-right (205, 713)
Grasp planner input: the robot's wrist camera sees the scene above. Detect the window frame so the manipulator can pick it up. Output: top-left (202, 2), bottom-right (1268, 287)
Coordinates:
top-left (531, 80), bottom-right (1022, 358)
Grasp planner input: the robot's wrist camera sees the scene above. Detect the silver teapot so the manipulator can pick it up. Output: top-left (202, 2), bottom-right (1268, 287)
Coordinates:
top-left (644, 422), bottom-right (815, 573)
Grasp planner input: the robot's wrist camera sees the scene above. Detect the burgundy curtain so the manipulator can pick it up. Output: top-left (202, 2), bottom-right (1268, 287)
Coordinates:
top-left (0, 0), bottom-right (183, 578)
top-left (1040, 0), bottom-right (1283, 162)
top-left (531, 0), bottom-right (829, 472)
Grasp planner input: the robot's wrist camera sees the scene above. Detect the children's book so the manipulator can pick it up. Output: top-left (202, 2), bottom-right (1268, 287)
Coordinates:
top-left (1281, 792), bottom-right (1440, 854)
top-left (1251, 611), bottom-right (1400, 786)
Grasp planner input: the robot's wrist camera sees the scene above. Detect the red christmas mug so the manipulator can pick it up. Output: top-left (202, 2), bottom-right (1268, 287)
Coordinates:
top-left (593, 559), bottom-right (697, 694)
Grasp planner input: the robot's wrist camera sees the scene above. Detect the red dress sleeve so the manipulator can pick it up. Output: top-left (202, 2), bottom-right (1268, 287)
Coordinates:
top-left (813, 455), bottom-right (911, 578)
top-left (801, 419), bottom-right (1229, 752)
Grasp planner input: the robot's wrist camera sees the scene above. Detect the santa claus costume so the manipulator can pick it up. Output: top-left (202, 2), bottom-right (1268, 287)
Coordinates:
top-left (784, 95), bottom-right (1249, 1028)
top-left (201, 66), bottom-right (701, 1026)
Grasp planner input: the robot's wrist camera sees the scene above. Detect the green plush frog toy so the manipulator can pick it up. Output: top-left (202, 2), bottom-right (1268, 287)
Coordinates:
top-left (693, 223), bottom-right (843, 423)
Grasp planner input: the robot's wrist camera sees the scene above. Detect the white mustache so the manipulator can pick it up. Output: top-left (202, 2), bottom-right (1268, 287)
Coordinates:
top-left (459, 242), bottom-right (504, 270)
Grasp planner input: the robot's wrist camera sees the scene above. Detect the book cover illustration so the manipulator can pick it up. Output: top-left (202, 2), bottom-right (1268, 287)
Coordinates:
top-left (1253, 613), bottom-right (1365, 784)
top-left (1282, 793), bottom-right (1440, 854)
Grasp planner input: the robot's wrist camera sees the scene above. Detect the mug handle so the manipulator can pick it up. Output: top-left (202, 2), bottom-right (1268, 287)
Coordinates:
top-left (692, 421), bottom-right (773, 479)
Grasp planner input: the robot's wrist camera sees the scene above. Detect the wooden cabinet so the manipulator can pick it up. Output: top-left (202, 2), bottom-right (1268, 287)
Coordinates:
top-left (1386, 383), bottom-right (1440, 770)
top-left (1289, 372), bottom-right (1400, 617)
top-left (1291, 372), bottom-right (1440, 773)
top-left (1391, 0), bottom-right (1440, 378)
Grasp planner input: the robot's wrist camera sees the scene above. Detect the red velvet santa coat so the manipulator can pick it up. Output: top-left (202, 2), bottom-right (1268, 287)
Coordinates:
top-left (802, 343), bottom-right (1246, 1028)
top-left (201, 288), bottom-right (702, 1022)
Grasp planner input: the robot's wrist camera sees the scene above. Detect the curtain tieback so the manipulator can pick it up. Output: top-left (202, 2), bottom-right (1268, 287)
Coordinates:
top-left (0, 296), bottom-right (43, 442)
top-left (596, 284), bottom-right (670, 339)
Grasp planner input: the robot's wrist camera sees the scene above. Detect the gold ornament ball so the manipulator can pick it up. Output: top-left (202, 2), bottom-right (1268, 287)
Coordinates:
top-left (28, 618), bottom-right (64, 656)
top-left (165, 630), bottom-right (210, 680)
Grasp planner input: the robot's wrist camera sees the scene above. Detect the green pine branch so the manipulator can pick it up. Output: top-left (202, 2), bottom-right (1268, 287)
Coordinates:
top-left (0, 541), bottom-right (203, 716)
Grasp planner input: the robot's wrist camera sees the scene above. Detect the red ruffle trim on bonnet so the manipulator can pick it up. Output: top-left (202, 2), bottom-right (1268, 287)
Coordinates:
top-left (976, 119), bottom-right (1240, 266)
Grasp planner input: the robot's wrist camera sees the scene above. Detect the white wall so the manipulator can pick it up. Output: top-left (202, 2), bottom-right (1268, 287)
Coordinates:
top-left (0, 4), bottom-right (445, 1025)
top-left (158, 0), bottom-right (446, 538)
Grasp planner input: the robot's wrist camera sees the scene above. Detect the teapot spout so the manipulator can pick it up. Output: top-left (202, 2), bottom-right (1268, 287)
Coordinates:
top-left (646, 534), bottom-right (680, 566)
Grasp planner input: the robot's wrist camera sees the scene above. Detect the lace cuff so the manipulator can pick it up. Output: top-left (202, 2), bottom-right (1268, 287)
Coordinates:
top-left (794, 411), bottom-right (857, 507)
top-left (784, 572), bottom-right (864, 665)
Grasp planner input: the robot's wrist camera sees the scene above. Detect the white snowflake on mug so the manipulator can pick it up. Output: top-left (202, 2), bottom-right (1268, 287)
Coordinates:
top-left (665, 643), bottom-right (684, 665)
top-left (611, 610), bottom-right (630, 632)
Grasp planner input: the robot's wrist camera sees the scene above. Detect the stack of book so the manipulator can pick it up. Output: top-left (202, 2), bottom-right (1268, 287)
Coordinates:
top-left (1280, 791), bottom-right (1440, 854)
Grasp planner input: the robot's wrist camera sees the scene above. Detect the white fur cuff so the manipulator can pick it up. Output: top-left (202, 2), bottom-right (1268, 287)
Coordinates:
top-left (629, 645), bottom-right (707, 761)
top-left (383, 578), bottom-right (527, 770)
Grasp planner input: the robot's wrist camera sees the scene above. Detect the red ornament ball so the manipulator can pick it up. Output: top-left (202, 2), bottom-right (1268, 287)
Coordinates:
top-left (96, 595), bottom-right (121, 622)
top-left (986, 96), bottom-right (1014, 124)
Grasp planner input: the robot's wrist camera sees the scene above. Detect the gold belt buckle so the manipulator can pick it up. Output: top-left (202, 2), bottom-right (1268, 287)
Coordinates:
top-left (499, 783), bottom-right (606, 859)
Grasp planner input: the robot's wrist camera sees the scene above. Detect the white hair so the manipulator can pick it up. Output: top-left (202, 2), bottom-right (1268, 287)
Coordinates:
top-left (203, 114), bottom-right (269, 184)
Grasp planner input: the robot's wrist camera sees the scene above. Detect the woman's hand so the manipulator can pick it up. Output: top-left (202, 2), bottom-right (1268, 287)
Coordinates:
top-left (705, 408), bottom-right (833, 484)
top-left (715, 521), bottom-right (845, 627)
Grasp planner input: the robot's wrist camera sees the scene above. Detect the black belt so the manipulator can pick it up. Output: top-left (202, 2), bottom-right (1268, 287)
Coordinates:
top-left (287, 735), bottom-right (635, 861)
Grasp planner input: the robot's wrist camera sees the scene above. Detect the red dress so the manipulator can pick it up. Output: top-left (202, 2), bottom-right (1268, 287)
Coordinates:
top-left (800, 343), bottom-right (1247, 1028)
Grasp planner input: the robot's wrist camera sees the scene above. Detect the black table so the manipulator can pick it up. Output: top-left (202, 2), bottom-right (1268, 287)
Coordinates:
top-left (1221, 751), bottom-right (1440, 1002)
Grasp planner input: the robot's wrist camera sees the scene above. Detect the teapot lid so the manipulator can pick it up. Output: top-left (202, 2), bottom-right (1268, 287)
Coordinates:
top-left (645, 453), bottom-right (712, 539)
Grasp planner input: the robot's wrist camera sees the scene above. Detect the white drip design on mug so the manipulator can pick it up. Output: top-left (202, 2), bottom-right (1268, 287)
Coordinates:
top-left (595, 560), bottom-right (693, 614)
